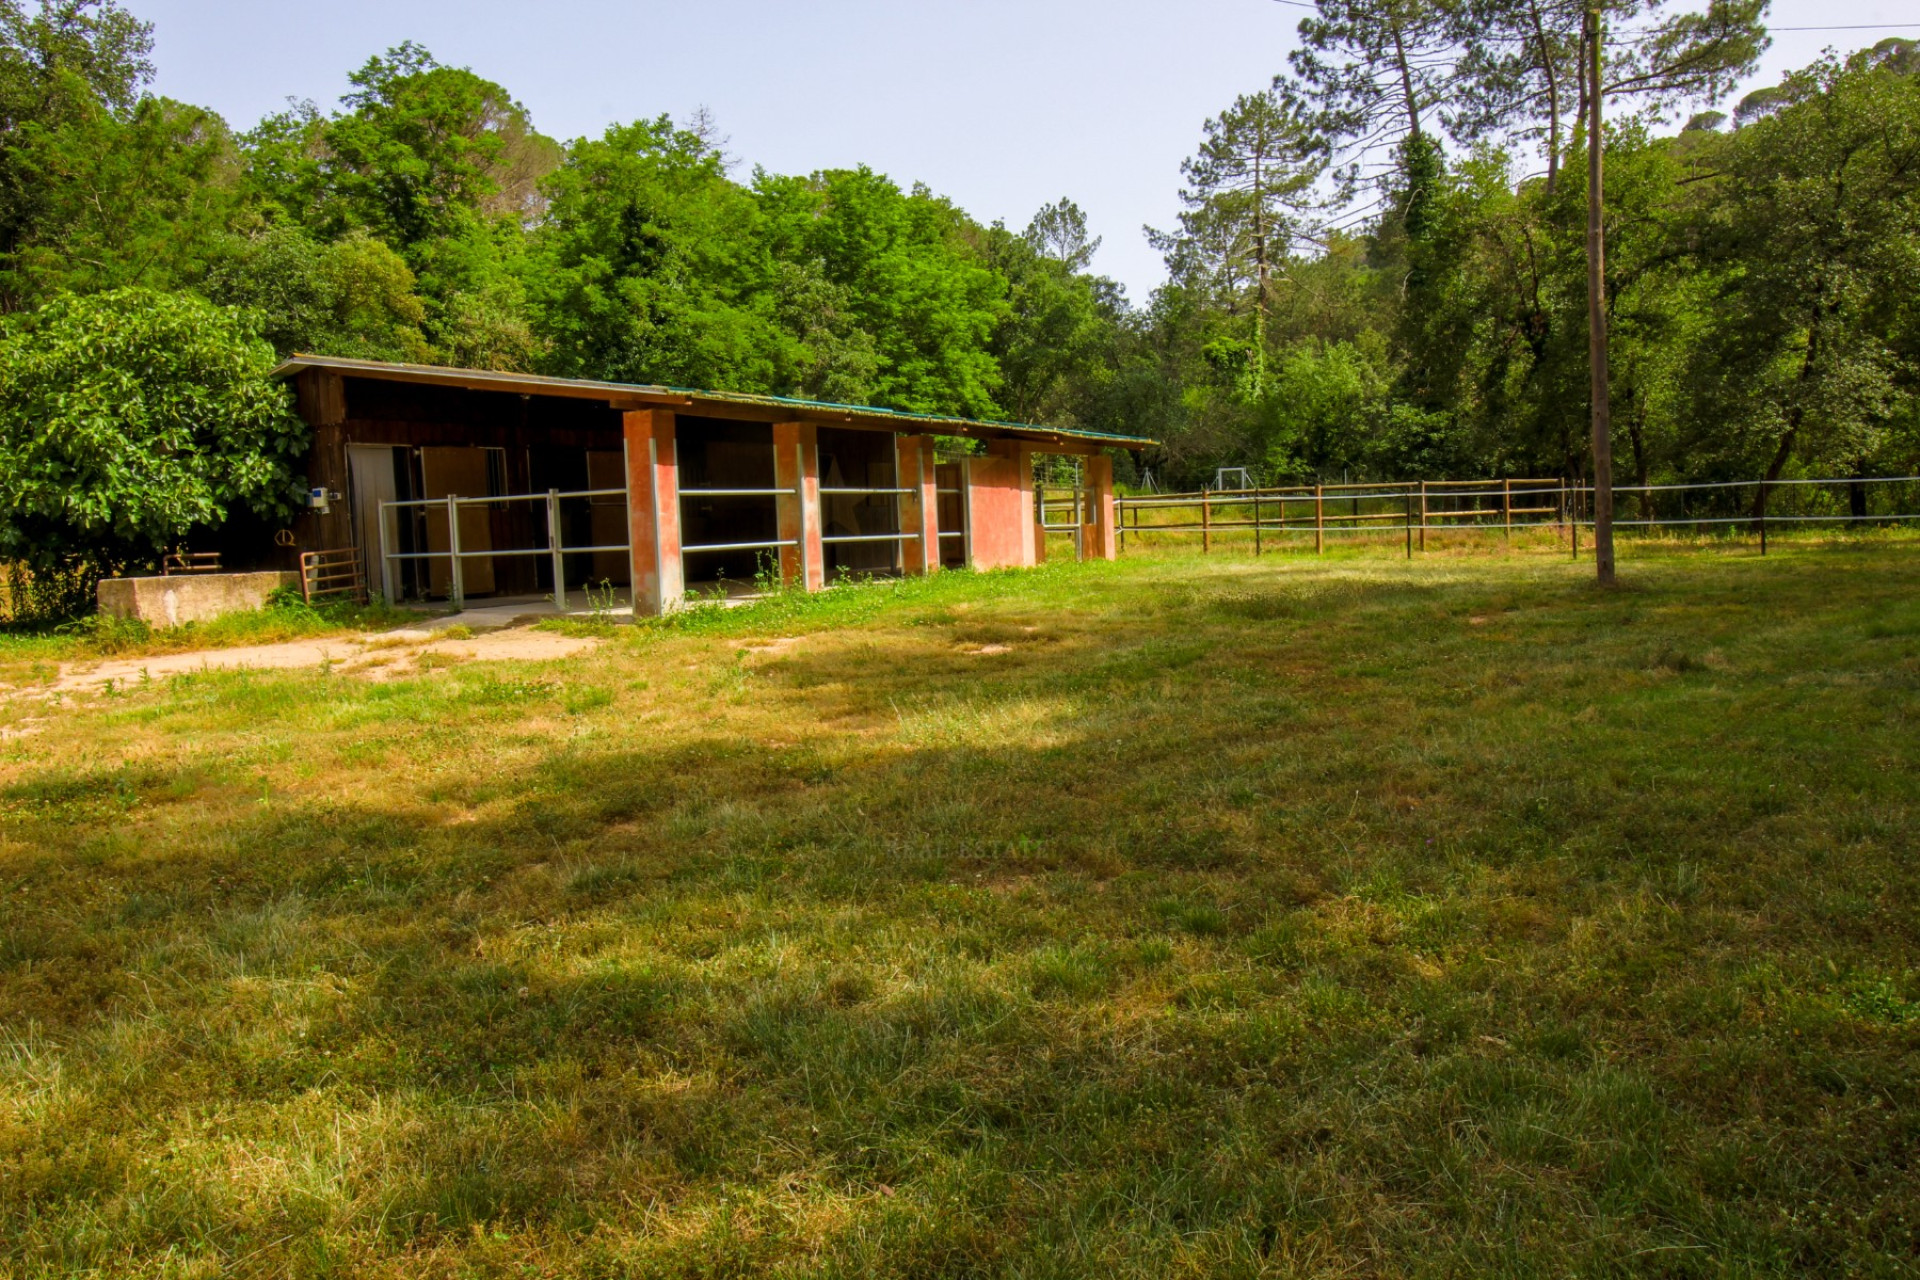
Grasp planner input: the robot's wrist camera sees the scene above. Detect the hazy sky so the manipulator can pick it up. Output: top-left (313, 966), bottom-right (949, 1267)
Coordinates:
top-left (134, 0), bottom-right (1918, 301)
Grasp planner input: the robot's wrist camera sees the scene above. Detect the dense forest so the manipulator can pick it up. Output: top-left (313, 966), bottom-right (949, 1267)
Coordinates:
top-left (0, 0), bottom-right (1917, 585)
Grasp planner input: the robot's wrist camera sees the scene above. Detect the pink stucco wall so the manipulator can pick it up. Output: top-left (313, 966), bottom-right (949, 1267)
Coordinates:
top-left (965, 453), bottom-right (1035, 570)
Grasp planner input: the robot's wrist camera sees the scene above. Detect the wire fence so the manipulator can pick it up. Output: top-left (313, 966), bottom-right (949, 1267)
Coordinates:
top-left (1114, 475), bottom-right (1920, 558)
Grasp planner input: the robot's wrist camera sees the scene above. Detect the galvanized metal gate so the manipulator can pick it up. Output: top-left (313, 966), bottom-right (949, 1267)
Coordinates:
top-left (376, 487), bottom-right (629, 610)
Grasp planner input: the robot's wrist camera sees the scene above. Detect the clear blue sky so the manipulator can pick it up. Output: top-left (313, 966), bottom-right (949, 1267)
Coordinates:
top-left (134, 0), bottom-right (1917, 302)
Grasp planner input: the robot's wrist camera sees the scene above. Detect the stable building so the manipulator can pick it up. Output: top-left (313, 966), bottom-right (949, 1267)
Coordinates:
top-left (270, 356), bottom-right (1152, 616)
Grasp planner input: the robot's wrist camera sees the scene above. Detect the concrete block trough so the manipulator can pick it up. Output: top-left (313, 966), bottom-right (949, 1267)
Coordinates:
top-left (97, 572), bottom-right (300, 628)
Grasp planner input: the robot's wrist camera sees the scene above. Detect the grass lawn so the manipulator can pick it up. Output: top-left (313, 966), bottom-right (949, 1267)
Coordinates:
top-left (2, 540), bottom-right (1917, 1277)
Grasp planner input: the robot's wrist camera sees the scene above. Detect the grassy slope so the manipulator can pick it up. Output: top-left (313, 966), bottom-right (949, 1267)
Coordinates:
top-left (1, 544), bottom-right (1916, 1277)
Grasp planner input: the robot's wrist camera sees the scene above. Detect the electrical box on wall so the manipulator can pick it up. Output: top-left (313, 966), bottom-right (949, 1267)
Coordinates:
top-left (309, 487), bottom-right (333, 514)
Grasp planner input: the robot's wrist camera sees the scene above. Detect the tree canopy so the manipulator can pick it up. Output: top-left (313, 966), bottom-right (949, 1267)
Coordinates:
top-left (0, 0), bottom-right (1915, 585)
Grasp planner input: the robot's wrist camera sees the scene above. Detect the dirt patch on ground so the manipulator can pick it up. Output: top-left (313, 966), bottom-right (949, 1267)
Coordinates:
top-left (434, 630), bottom-right (599, 664)
top-left (740, 636), bottom-right (804, 660)
top-left (39, 626), bottom-right (598, 694)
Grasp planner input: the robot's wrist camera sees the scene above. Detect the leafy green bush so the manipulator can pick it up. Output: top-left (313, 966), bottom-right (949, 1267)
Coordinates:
top-left (263, 586), bottom-right (309, 610)
top-left (0, 289), bottom-right (307, 605)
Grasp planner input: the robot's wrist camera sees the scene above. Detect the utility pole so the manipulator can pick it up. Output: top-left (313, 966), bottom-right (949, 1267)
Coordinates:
top-left (1584, 4), bottom-right (1616, 585)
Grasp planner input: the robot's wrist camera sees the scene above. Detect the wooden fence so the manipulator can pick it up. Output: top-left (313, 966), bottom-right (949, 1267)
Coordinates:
top-left (1117, 479), bottom-right (1570, 557)
top-left (1114, 476), bottom-right (1920, 558)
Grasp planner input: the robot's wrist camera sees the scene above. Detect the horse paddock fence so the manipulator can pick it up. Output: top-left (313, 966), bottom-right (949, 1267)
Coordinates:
top-left (1114, 476), bottom-right (1920, 559)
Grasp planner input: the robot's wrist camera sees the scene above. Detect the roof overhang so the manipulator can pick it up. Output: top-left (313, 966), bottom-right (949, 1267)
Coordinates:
top-left (270, 355), bottom-right (1157, 451)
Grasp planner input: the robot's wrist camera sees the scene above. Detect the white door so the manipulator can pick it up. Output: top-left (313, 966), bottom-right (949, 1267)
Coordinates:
top-left (347, 445), bottom-right (399, 598)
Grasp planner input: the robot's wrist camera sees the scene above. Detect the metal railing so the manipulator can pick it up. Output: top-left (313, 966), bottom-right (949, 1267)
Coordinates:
top-left (375, 477), bottom-right (953, 608)
top-left (936, 486), bottom-right (966, 544)
top-left (1039, 484), bottom-right (1091, 559)
top-left (678, 479), bottom-right (958, 568)
top-left (817, 485), bottom-right (918, 553)
top-left (378, 487), bottom-right (629, 610)
top-left (299, 548), bottom-right (365, 605)
top-left (161, 551), bottom-right (223, 576)
top-left (676, 487), bottom-right (800, 573)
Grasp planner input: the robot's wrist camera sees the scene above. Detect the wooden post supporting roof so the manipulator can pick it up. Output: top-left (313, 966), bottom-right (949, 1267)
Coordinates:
top-left (291, 369), bottom-right (352, 557)
top-left (623, 408), bottom-right (682, 616)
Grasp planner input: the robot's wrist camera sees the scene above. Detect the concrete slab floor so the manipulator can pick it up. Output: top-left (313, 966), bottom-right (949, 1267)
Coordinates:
top-left (395, 591), bottom-right (638, 633)
top-left (389, 580), bottom-right (779, 632)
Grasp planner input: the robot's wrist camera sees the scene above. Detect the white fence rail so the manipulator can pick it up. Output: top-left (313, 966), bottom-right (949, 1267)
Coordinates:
top-left (378, 487), bottom-right (628, 610)
top-left (376, 477), bottom-right (924, 608)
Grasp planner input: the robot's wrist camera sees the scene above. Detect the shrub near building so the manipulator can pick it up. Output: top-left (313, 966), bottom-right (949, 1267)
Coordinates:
top-left (0, 288), bottom-right (306, 616)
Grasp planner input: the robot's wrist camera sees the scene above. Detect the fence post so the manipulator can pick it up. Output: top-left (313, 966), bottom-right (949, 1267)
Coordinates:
top-left (446, 493), bottom-right (465, 612)
top-left (1118, 495), bottom-right (1126, 555)
top-left (1759, 479), bottom-right (1768, 556)
top-left (1405, 488), bottom-right (1414, 560)
top-left (1572, 485), bottom-right (1582, 560)
top-left (1419, 480), bottom-right (1428, 552)
top-left (1074, 484), bottom-right (1085, 561)
top-left (1503, 478), bottom-right (1513, 544)
top-left (1202, 488), bottom-right (1211, 554)
top-left (1314, 484), bottom-right (1324, 555)
top-left (547, 488), bottom-right (566, 612)
top-left (378, 501), bottom-right (395, 606)
top-left (1253, 488), bottom-right (1262, 557)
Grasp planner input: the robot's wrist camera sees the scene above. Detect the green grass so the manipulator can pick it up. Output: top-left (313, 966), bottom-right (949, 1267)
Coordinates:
top-left (2, 540), bottom-right (1918, 1276)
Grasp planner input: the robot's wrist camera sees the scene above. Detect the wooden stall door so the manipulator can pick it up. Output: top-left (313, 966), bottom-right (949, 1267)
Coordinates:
top-left (934, 461), bottom-right (967, 569)
top-left (586, 450), bottom-right (630, 585)
top-left (347, 445), bottom-right (400, 594)
top-left (421, 447), bottom-right (499, 597)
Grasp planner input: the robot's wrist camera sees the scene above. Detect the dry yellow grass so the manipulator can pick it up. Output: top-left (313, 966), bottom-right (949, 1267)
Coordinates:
top-left (2, 539), bottom-right (1917, 1276)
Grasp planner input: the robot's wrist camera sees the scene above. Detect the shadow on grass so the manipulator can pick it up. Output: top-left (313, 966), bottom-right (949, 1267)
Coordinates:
top-left (2, 548), bottom-right (1917, 1275)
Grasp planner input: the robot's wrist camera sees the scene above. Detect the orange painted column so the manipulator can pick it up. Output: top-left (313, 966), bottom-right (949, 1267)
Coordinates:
top-left (623, 408), bottom-right (683, 616)
top-left (897, 435), bottom-right (941, 575)
top-left (964, 439), bottom-right (1038, 570)
top-left (773, 421), bottom-right (824, 591)
top-left (1084, 454), bottom-right (1117, 561)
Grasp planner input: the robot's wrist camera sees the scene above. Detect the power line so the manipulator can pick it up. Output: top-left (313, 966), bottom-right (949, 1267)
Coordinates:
top-left (1270, 0), bottom-right (1916, 32)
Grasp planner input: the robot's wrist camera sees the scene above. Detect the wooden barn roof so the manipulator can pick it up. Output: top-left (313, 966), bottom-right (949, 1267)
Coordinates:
top-left (271, 355), bottom-right (1156, 450)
